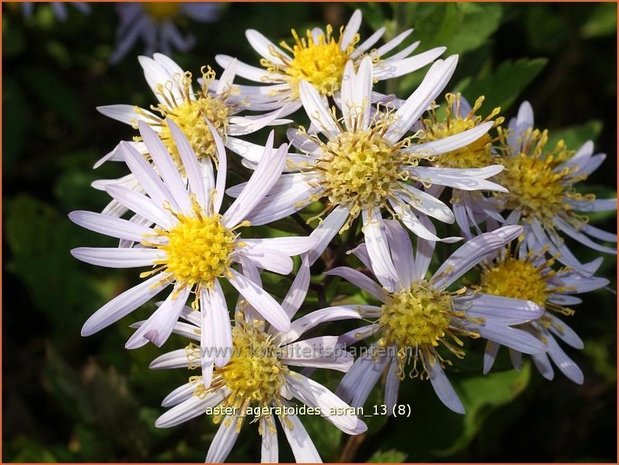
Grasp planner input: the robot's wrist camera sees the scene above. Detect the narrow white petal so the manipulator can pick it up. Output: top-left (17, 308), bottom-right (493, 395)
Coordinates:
top-left (138, 121), bottom-right (191, 212)
top-left (228, 269), bottom-right (290, 331)
top-left (125, 286), bottom-right (191, 348)
top-left (362, 209), bottom-right (401, 292)
top-left (241, 248), bottom-right (294, 275)
top-left (299, 80), bottom-right (339, 138)
top-left (324, 267), bottom-right (386, 302)
top-left (483, 341), bottom-right (500, 374)
top-left (202, 282), bottom-right (233, 367)
top-left (105, 184), bottom-right (173, 228)
top-left (168, 119), bottom-right (208, 206)
top-left (431, 225), bottom-right (522, 290)
top-left (460, 294), bottom-right (544, 325)
top-left (286, 372), bottom-right (367, 434)
top-left (69, 210), bottom-right (153, 242)
top-left (307, 206), bottom-right (349, 264)
top-left (223, 135), bottom-right (287, 228)
top-left (405, 121), bottom-right (494, 156)
top-left (245, 29), bottom-right (291, 65)
top-left (81, 273), bottom-right (170, 336)
top-left (279, 414), bottom-right (322, 463)
top-left (281, 254), bottom-right (310, 318)
top-left (205, 415), bottom-right (241, 462)
top-left (341, 9), bottom-right (362, 49)
top-left (261, 416), bottom-right (279, 463)
top-left (278, 306), bottom-right (362, 345)
top-left (71, 247), bottom-right (164, 268)
top-left (427, 357), bottom-right (465, 414)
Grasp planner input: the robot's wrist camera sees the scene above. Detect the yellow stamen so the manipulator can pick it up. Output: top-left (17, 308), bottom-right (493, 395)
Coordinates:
top-left (264, 25), bottom-right (359, 97)
top-left (422, 93), bottom-right (503, 169)
top-left (157, 213), bottom-right (237, 289)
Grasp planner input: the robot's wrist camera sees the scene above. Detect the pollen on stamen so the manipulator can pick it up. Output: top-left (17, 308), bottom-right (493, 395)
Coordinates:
top-left (421, 93), bottom-right (503, 169)
top-left (263, 24), bottom-right (359, 97)
top-left (377, 282), bottom-right (471, 378)
top-left (135, 67), bottom-right (231, 168)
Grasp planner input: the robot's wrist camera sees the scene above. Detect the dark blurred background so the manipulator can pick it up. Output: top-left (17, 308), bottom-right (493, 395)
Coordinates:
top-left (3, 2), bottom-right (617, 462)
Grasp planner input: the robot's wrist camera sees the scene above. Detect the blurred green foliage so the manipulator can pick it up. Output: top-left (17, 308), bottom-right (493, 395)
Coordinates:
top-left (3, 2), bottom-right (616, 462)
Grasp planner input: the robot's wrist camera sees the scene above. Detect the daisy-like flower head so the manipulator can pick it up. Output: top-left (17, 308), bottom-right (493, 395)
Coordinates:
top-left (147, 258), bottom-right (367, 462)
top-left (330, 221), bottom-right (545, 414)
top-left (496, 101), bottom-right (617, 271)
top-left (20, 2), bottom-right (90, 21)
top-left (70, 120), bottom-right (315, 349)
top-left (110, 3), bottom-right (221, 64)
top-left (419, 93), bottom-right (506, 238)
top-left (232, 55), bottom-right (507, 265)
top-left (97, 53), bottom-right (286, 171)
top-left (215, 9), bottom-right (447, 115)
top-left (478, 244), bottom-right (610, 384)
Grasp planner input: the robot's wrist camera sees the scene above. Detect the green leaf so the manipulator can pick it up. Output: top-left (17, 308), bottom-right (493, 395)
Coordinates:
top-left (454, 58), bottom-right (547, 114)
top-left (368, 448), bottom-right (408, 462)
top-left (581, 4), bottom-right (617, 38)
top-left (546, 120), bottom-right (603, 149)
top-left (437, 363), bottom-right (532, 455)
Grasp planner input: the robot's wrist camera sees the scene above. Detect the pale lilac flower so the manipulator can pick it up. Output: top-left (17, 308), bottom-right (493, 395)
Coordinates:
top-left (332, 221), bottom-right (545, 414)
top-left (146, 257), bottom-right (366, 462)
top-left (110, 3), bottom-right (221, 64)
top-left (230, 55), bottom-right (506, 264)
top-left (70, 120), bottom-right (314, 348)
top-left (215, 9), bottom-right (446, 116)
top-left (21, 2), bottom-right (90, 21)
top-left (96, 53), bottom-right (288, 219)
top-left (479, 245), bottom-right (609, 384)
top-left (418, 93), bottom-right (506, 239)
top-left (496, 101), bottom-right (617, 272)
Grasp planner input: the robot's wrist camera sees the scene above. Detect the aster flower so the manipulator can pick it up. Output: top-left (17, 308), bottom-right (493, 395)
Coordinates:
top-left (110, 2), bottom-right (221, 64)
top-left (331, 221), bottom-right (545, 414)
top-left (231, 55), bottom-right (506, 264)
top-left (70, 120), bottom-right (314, 348)
top-left (96, 53), bottom-right (288, 219)
top-left (478, 245), bottom-right (609, 384)
top-left (215, 9), bottom-right (446, 116)
top-left (495, 101), bottom-right (617, 271)
top-left (419, 93), bottom-right (506, 238)
top-left (20, 2), bottom-right (90, 21)
top-left (146, 257), bottom-right (367, 462)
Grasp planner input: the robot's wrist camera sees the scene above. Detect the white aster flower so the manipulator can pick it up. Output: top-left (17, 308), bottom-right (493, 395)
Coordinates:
top-left (418, 93), bottom-right (506, 238)
top-left (496, 101), bottom-right (617, 271)
top-left (95, 53), bottom-right (288, 220)
top-left (70, 120), bottom-right (314, 348)
top-left (215, 8), bottom-right (446, 115)
top-left (21, 2), bottom-right (90, 21)
top-left (110, 2), bottom-right (221, 64)
top-left (231, 55), bottom-right (506, 264)
top-left (97, 53), bottom-right (286, 169)
top-left (147, 258), bottom-right (367, 463)
top-left (331, 221), bottom-right (545, 414)
top-left (479, 245), bottom-right (609, 384)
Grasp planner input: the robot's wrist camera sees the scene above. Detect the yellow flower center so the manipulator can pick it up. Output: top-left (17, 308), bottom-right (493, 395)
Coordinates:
top-left (480, 257), bottom-right (549, 306)
top-left (268, 25), bottom-right (358, 97)
top-left (496, 129), bottom-right (587, 225)
top-left (159, 213), bottom-right (237, 289)
top-left (379, 283), bottom-right (453, 349)
top-left (159, 95), bottom-right (230, 165)
top-left (422, 94), bottom-right (501, 169)
top-left (143, 2), bottom-right (180, 21)
top-left (315, 128), bottom-right (413, 221)
top-left (136, 67), bottom-right (231, 168)
top-left (220, 319), bottom-right (287, 409)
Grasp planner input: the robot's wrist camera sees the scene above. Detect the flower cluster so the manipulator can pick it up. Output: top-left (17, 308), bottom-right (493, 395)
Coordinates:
top-left (71, 9), bottom-right (615, 463)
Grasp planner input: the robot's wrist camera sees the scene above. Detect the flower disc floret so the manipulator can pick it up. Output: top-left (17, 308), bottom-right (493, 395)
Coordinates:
top-left (480, 257), bottom-right (549, 306)
top-left (220, 319), bottom-right (287, 408)
top-left (269, 25), bottom-right (359, 97)
top-left (159, 213), bottom-right (236, 288)
top-left (317, 129), bottom-right (410, 218)
top-left (379, 282), bottom-right (453, 349)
